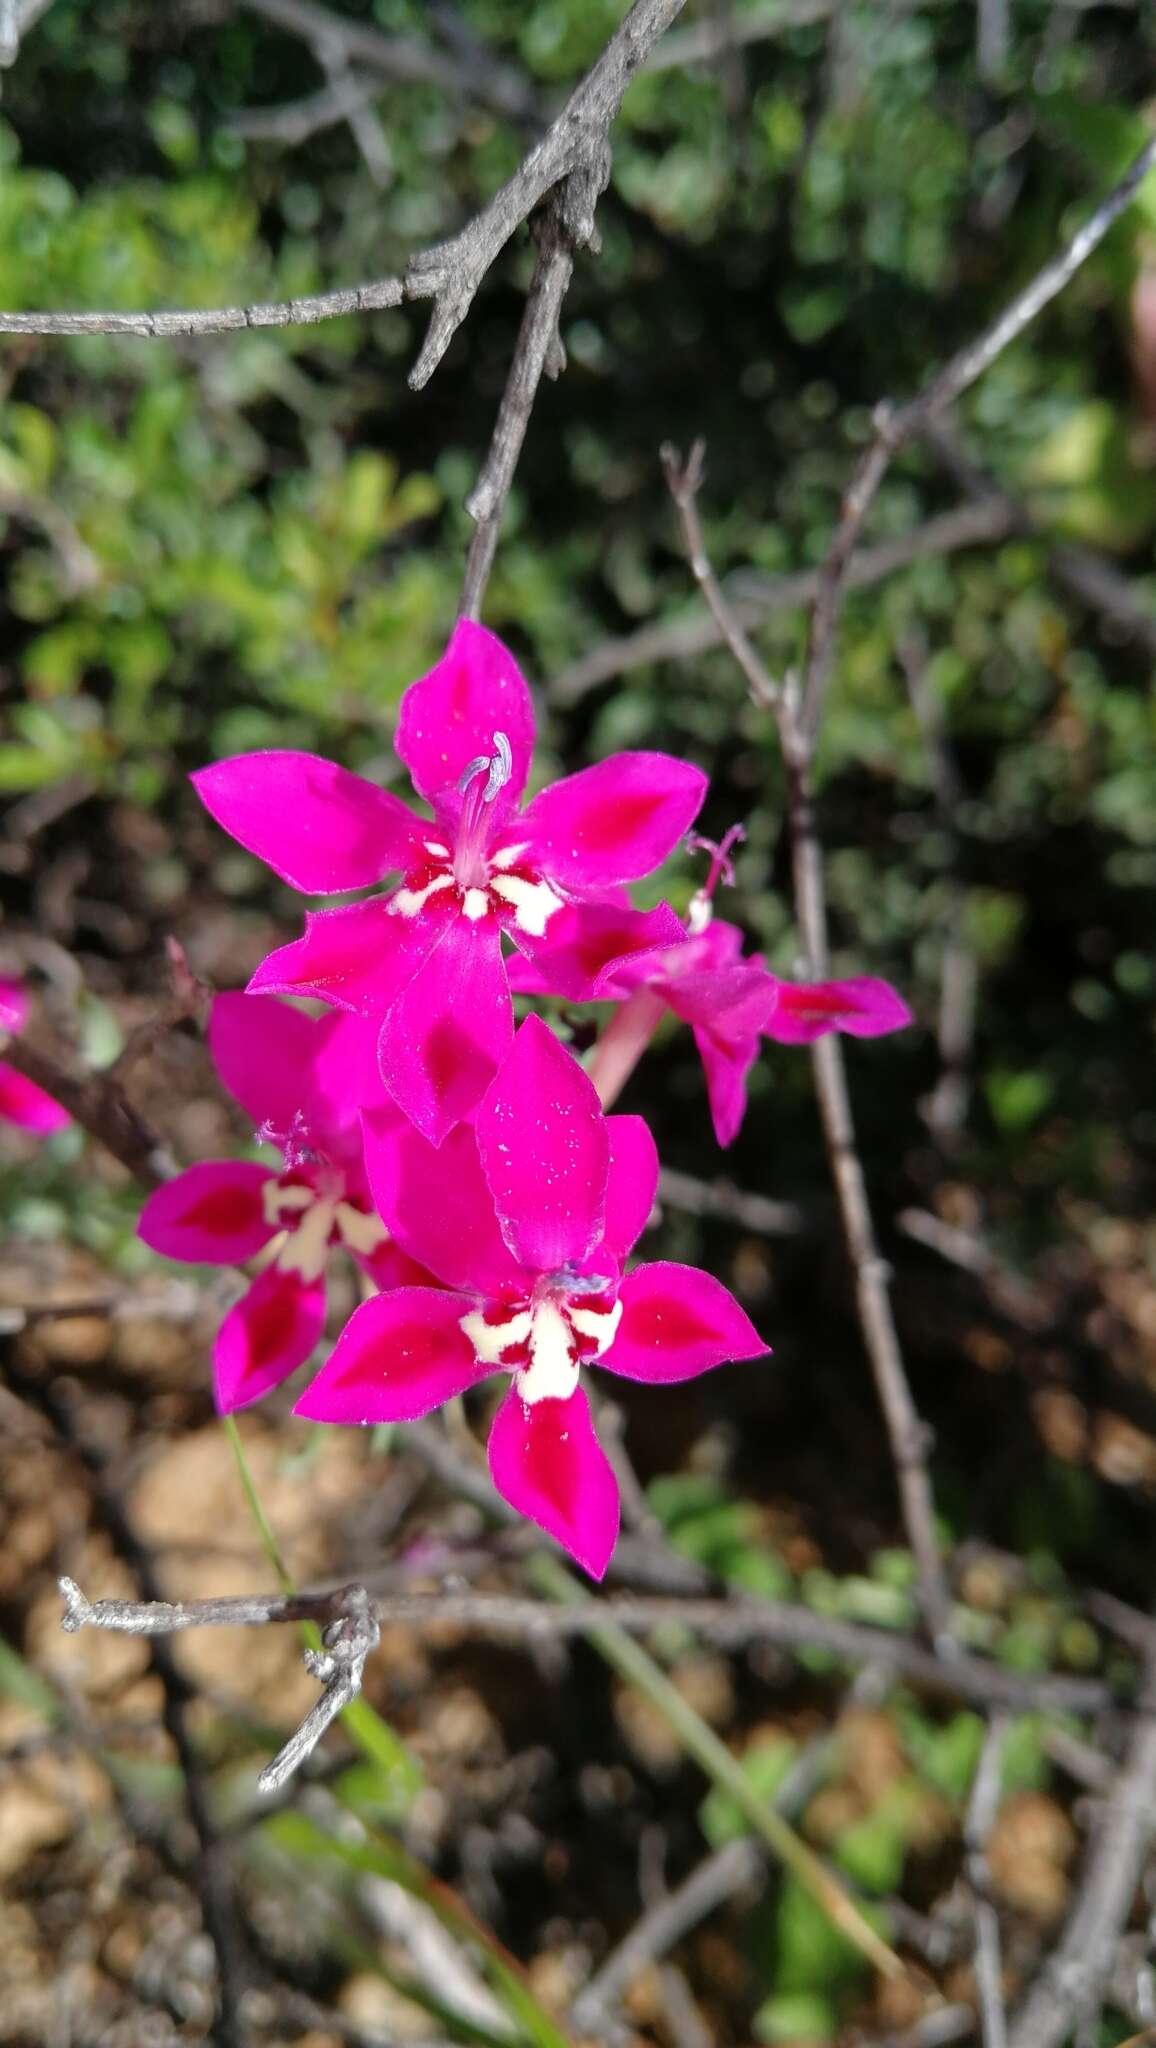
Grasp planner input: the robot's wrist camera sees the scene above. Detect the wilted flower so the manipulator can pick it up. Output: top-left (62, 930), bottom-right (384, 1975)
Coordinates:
top-left (192, 621), bottom-right (702, 1145)
top-left (0, 979), bottom-right (69, 1136)
top-left (137, 994), bottom-right (429, 1414)
top-left (295, 1016), bottom-right (766, 1578)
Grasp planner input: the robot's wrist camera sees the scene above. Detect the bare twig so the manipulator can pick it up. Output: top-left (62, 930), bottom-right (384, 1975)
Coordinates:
top-left (0, 0), bottom-right (686, 392)
top-left (965, 1716), bottom-right (1010, 2048)
top-left (645, 0), bottom-right (836, 70)
top-left (458, 181), bottom-right (589, 617)
top-left (0, 1035), bottom-right (174, 1186)
top-left (798, 134), bottom-right (1156, 748)
top-left (551, 495), bottom-right (1015, 703)
top-left (664, 442), bottom-right (954, 1651)
top-left (239, 0), bottom-right (536, 120)
top-left (59, 1574), bottom-right (1122, 1718)
top-left (656, 1164), bottom-right (804, 1235)
top-left (1009, 1618), bottom-right (1156, 2048)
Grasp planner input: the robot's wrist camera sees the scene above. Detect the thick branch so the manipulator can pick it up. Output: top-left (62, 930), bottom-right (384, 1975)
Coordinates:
top-left (798, 134), bottom-right (1156, 747)
top-left (0, 0), bottom-right (686, 387)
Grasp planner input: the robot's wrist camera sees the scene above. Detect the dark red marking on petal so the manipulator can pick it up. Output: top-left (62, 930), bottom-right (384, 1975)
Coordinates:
top-left (573, 789), bottom-right (667, 854)
top-left (178, 1184), bottom-right (265, 1238)
top-left (329, 1313), bottom-right (446, 1393)
top-left (244, 1277), bottom-right (301, 1372)
top-left (618, 1290), bottom-right (720, 1352)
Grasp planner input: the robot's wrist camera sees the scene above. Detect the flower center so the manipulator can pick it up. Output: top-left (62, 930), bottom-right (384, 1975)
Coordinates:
top-left (459, 1280), bottom-right (622, 1406)
top-left (387, 735), bottom-right (565, 940)
top-left (262, 1167), bottom-right (386, 1282)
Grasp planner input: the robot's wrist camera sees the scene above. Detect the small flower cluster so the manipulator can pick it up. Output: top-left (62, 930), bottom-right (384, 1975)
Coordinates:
top-left (134, 623), bottom-right (912, 1576)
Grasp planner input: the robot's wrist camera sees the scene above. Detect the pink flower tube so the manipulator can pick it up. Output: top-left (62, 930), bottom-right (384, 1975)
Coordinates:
top-left (193, 621), bottom-right (704, 1145)
top-left (137, 994), bottom-right (430, 1414)
top-left (296, 1016), bottom-right (767, 1578)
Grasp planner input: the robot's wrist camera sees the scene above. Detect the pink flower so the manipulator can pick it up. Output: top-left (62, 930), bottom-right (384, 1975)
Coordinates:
top-left (192, 621), bottom-right (703, 1145)
top-left (512, 827), bottom-right (913, 1145)
top-left (0, 979), bottom-right (70, 1135)
top-left (762, 975), bottom-right (913, 1045)
top-left (295, 1016), bottom-right (766, 1579)
top-left (137, 994), bottom-right (430, 1415)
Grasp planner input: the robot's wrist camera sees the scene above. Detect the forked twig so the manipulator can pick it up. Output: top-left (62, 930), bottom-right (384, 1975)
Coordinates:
top-left (663, 439), bottom-right (954, 1649)
top-left (798, 134), bottom-right (1156, 749)
top-left (59, 1577), bottom-right (381, 1795)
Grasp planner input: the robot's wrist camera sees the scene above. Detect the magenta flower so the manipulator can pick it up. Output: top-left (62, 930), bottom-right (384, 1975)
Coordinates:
top-left (137, 994), bottom-right (431, 1415)
top-left (0, 979), bottom-right (69, 1135)
top-left (191, 621), bottom-right (702, 1145)
top-left (295, 1015), bottom-right (766, 1578)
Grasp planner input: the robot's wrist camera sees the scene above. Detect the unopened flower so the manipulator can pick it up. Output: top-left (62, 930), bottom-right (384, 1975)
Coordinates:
top-left (296, 1015), bottom-right (766, 1578)
top-left (0, 979), bottom-right (69, 1135)
top-left (192, 622), bottom-right (702, 1144)
top-left (137, 994), bottom-right (429, 1414)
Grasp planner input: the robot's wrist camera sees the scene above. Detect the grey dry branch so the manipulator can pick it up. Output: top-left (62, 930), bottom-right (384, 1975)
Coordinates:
top-left (663, 441), bottom-right (955, 1651)
top-left (60, 1576), bottom-right (381, 1795)
top-left (0, 0), bottom-right (686, 392)
top-left (798, 133), bottom-right (1156, 749)
top-left (59, 1576), bottom-right (1124, 1719)
top-left (1008, 1614), bottom-right (1156, 2048)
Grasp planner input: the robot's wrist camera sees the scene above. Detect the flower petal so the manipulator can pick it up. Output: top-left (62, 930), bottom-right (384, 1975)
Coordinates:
top-left (294, 1287), bottom-right (484, 1424)
top-left (214, 1265), bottom-right (327, 1413)
top-left (600, 1260), bottom-right (767, 1384)
top-left (192, 751), bottom-right (421, 894)
top-left (137, 1161), bottom-right (277, 1265)
top-left (354, 1237), bottom-right (442, 1293)
top-left (0, 1061), bottom-right (69, 1134)
top-left (764, 975), bottom-right (914, 1045)
top-left (522, 753), bottom-right (707, 891)
top-left (0, 978), bottom-right (28, 1035)
top-left (509, 900), bottom-right (687, 1001)
top-left (474, 1014), bottom-right (607, 1273)
top-left (378, 915), bottom-right (512, 1146)
top-left (363, 1107), bottom-right (526, 1295)
top-left (487, 1384), bottom-right (619, 1580)
top-left (395, 621), bottom-right (536, 807)
top-left (599, 1115), bottom-right (659, 1262)
top-left (248, 899), bottom-right (441, 1015)
top-left (692, 1027), bottom-right (761, 1148)
top-left (664, 961), bottom-right (779, 1037)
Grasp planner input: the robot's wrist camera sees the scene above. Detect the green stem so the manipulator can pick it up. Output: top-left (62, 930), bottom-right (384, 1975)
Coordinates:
top-left (529, 1552), bottom-right (910, 1989)
top-left (222, 1414), bottom-right (420, 1799)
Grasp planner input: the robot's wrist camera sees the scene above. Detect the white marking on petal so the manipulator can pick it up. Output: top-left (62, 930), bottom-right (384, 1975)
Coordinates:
top-left (686, 891), bottom-right (713, 935)
top-left (461, 1307), bottom-right (533, 1367)
top-left (490, 873), bottom-right (564, 938)
top-left (390, 872), bottom-right (455, 919)
top-left (263, 1179), bottom-right (313, 1226)
top-left (490, 841), bottom-right (530, 871)
top-left (334, 1202), bottom-right (388, 1255)
top-left (516, 1299), bottom-right (581, 1405)
top-left (278, 1198), bottom-right (336, 1283)
top-left (423, 841), bottom-right (450, 858)
top-left (461, 887), bottom-right (491, 922)
top-left (568, 1298), bottom-right (623, 1358)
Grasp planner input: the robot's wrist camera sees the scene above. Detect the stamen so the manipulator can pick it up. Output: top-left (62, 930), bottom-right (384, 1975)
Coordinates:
top-left (686, 823), bottom-right (746, 932)
top-left (456, 730), bottom-right (512, 803)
